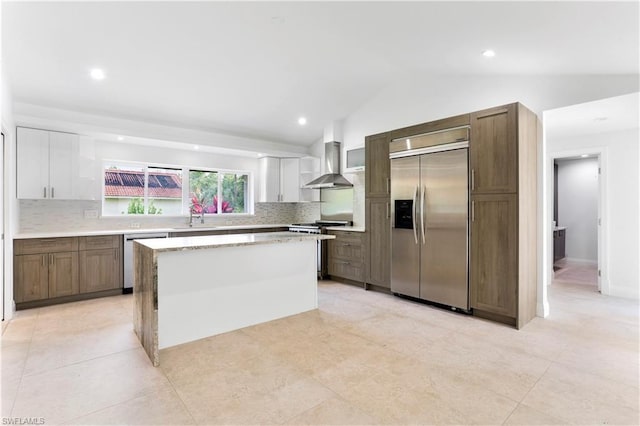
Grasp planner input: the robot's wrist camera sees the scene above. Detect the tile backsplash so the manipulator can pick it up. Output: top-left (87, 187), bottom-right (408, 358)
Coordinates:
top-left (19, 200), bottom-right (320, 233)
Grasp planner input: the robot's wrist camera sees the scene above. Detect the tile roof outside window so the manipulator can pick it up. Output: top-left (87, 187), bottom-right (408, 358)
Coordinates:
top-left (104, 170), bottom-right (182, 198)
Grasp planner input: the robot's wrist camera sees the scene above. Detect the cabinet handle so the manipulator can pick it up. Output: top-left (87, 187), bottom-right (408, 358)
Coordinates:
top-left (386, 202), bottom-right (390, 219)
top-left (49, 254), bottom-right (54, 265)
top-left (386, 178), bottom-right (390, 194)
top-left (42, 255), bottom-right (46, 267)
top-left (51, 187), bottom-right (55, 198)
top-left (471, 201), bottom-right (475, 222)
top-left (43, 187), bottom-right (47, 198)
top-left (471, 169), bottom-right (475, 191)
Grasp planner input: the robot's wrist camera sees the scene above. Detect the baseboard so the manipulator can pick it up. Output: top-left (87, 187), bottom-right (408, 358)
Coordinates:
top-left (564, 258), bottom-right (598, 266)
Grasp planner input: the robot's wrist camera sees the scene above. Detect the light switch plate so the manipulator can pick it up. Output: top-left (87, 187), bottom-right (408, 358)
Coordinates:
top-left (84, 209), bottom-right (98, 219)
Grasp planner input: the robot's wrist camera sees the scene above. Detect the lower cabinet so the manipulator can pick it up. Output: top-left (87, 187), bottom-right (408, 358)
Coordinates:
top-left (470, 194), bottom-right (518, 319)
top-left (79, 248), bottom-right (121, 293)
top-left (553, 229), bottom-right (566, 262)
top-left (327, 231), bottom-right (365, 283)
top-left (366, 198), bottom-right (390, 289)
top-left (49, 252), bottom-right (80, 298)
top-left (14, 235), bottom-right (122, 309)
top-left (14, 254), bottom-right (50, 302)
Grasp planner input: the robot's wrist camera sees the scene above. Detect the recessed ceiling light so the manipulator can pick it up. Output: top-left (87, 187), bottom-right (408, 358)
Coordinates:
top-left (298, 117), bottom-right (307, 126)
top-left (482, 50), bottom-right (496, 58)
top-left (581, 154), bottom-right (589, 158)
top-left (193, 145), bottom-right (199, 150)
top-left (117, 136), bottom-right (124, 141)
top-left (90, 68), bottom-right (106, 80)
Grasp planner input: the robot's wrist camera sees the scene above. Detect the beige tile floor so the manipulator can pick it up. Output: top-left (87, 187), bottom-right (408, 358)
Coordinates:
top-left (1, 266), bottom-right (638, 425)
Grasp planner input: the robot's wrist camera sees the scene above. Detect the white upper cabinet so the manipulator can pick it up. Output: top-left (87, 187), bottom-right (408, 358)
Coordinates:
top-left (280, 158), bottom-right (300, 202)
top-left (258, 156), bottom-right (319, 202)
top-left (16, 127), bottom-right (50, 199)
top-left (17, 127), bottom-right (94, 200)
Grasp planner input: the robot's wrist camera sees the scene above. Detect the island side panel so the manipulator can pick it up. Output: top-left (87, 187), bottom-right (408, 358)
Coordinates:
top-left (156, 239), bottom-right (317, 350)
top-left (133, 242), bottom-right (160, 366)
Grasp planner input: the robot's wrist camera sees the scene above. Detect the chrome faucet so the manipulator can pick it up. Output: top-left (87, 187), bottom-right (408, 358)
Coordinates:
top-left (188, 209), bottom-right (205, 227)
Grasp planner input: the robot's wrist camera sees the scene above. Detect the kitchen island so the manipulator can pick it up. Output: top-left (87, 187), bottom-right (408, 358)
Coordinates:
top-left (133, 232), bottom-right (334, 366)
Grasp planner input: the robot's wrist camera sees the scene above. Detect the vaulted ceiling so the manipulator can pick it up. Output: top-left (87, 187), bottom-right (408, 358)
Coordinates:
top-left (3, 1), bottom-right (639, 147)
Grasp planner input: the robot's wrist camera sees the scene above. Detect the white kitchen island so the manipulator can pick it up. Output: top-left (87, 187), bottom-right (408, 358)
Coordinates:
top-left (133, 232), bottom-right (334, 366)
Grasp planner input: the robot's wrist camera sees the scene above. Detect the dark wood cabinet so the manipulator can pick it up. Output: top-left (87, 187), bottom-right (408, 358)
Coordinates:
top-left (469, 103), bottom-right (539, 329)
top-left (14, 235), bottom-right (122, 309)
top-left (14, 237), bottom-right (79, 305)
top-left (14, 254), bottom-right (49, 303)
top-left (470, 194), bottom-right (518, 318)
top-left (364, 132), bottom-right (391, 289)
top-left (327, 231), bottom-right (365, 283)
top-left (365, 132), bottom-right (391, 198)
top-left (470, 104), bottom-right (518, 194)
top-left (79, 235), bottom-right (122, 294)
top-left (49, 251), bottom-right (79, 298)
top-left (553, 229), bottom-right (566, 262)
top-left (366, 198), bottom-right (390, 288)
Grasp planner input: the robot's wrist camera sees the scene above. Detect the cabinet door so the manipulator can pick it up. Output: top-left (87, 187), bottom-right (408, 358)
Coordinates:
top-left (280, 158), bottom-right (300, 202)
top-left (366, 198), bottom-right (390, 288)
top-left (49, 131), bottom-right (79, 199)
top-left (258, 157), bottom-right (281, 202)
top-left (79, 248), bottom-right (121, 293)
top-left (470, 104), bottom-right (517, 194)
top-left (49, 252), bottom-right (79, 298)
top-left (14, 254), bottom-right (49, 302)
top-left (470, 194), bottom-right (517, 317)
top-left (365, 133), bottom-right (390, 198)
top-left (328, 258), bottom-right (364, 282)
top-left (17, 127), bottom-right (49, 199)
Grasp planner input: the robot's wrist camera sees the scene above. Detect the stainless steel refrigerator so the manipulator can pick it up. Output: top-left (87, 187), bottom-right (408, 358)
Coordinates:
top-left (389, 129), bottom-right (469, 311)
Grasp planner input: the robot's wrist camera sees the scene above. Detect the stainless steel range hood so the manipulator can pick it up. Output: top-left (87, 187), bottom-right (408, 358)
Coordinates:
top-left (304, 141), bottom-right (353, 189)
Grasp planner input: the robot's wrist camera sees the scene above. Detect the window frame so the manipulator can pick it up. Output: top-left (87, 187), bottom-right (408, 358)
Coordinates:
top-left (101, 160), bottom-right (254, 217)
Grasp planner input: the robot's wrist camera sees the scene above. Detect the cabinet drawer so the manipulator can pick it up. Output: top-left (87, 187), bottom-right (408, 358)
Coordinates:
top-left (329, 238), bottom-right (364, 262)
top-left (79, 235), bottom-right (120, 250)
top-left (15, 237), bottom-right (79, 255)
top-left (328, 259), bottom-right (364, 282)
top-left (327, 232), bottom-right (364, 262)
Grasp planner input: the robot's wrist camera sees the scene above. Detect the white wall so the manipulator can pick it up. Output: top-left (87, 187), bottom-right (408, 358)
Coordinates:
top-left (556, 158), bottom-right (598, 263)
top-left (2, 70), bottom-right (17, 320)
top-left (549, 129), bottom-right (639, 299)
top-left (340, 74), bottom-right (639, 151)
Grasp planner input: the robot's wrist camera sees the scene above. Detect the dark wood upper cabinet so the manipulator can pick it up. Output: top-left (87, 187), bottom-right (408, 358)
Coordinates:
top-left (365, 132), bottom-right (391, 198)
top-left (470, 103), bottom-right (518, 194)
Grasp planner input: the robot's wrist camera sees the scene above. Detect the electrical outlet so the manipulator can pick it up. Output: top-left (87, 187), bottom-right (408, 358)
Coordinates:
top-left (84, 209), bottom-right (99, 219)
top-left (130, 222), bottom-right (140, 229)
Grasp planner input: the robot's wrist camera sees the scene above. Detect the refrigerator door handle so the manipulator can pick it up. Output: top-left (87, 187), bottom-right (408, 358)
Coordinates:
top-left (421, 185), bottom-right (426, 244)
top-left (412, 185), bottom-right (419, 244)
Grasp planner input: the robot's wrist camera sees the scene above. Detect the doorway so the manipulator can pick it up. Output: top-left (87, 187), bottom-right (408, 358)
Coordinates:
top-left (552, 155), bottom-right (600, 293)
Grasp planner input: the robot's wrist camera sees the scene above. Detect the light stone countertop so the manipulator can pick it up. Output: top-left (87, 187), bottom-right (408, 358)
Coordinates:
top-left (13, 224), bottom-right (291, 239)
top-left (136, 231), bottom-right (334, 253)
top-left (325, 226), bottom-right (366, 233)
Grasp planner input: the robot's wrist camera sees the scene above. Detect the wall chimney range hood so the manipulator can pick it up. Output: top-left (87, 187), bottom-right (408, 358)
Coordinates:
top-left (304, 141), bottom-right (353, 189)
